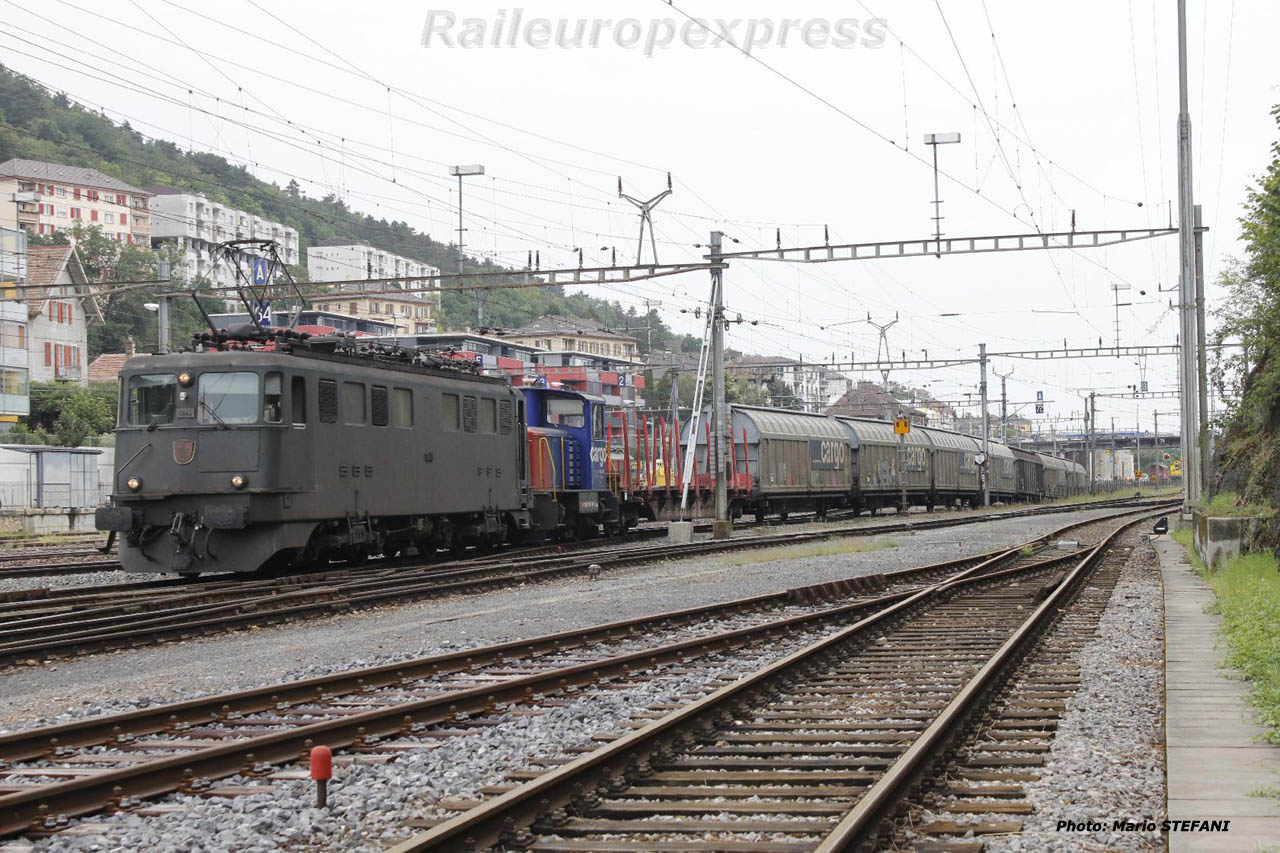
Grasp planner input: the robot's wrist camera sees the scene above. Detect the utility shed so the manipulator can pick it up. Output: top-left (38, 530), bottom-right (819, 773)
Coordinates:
top-left (0, 445), bottom-right (103, 510)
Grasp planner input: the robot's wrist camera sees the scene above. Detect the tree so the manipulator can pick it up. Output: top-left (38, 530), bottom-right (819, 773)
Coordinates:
top-left (285, 179), bottom-right (301, 199)
top-left (26, 383), bottom-right (115, 445)
top-left (1211, 104), bottom-right (1280, 524)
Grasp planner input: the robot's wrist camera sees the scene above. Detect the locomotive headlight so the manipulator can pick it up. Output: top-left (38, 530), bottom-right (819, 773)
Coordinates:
top-left (230, 474), bottom-right (247, 490)
top-left (177, 372), bottom-right (194, 387)
top-left (126, 477), bottom-right (143, 492)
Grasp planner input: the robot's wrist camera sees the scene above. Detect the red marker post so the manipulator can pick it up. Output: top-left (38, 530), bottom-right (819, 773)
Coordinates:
top-left (309, 745), bottom-right (332, 808)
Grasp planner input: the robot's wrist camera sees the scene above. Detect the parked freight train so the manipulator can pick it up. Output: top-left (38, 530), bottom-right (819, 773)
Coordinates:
top-left (96, 335), bottom-right (1089, 576)
top-left (679, 405), bottom-right (1087, 521)
top-left (96, 336), bottom-right (639, 575)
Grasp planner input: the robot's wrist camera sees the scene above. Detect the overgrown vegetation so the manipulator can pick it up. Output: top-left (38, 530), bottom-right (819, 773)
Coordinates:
top-left (1171, 526), bottom-right (1280, 743)
top-left (1198, 490), bottom-right (1276, 519)
top-left (12, 382), bottom-right (117, 447)
top-left (1212, 104), bottom-right (1280, 542)
top-left (0, 67), bottom-right (699, 351)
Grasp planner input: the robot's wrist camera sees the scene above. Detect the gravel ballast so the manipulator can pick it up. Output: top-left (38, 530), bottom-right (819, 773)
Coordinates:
top-left (985, 541), bottom-right (1166, 852)
top-left (0, 506), bottom-right (1141, 731)
top-left (21, 632), bottom-right (847, 851)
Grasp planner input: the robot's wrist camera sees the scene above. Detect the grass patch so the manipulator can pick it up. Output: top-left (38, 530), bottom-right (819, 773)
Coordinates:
top-left (722, 537), bottom-right (899, 567)
top-left (1198, 490), bottom-right (1276, 519)
top-left (1170, 526), bottom-right (1205, 573)
top-left (1203, 551), bottom-right (1280, 742)
top-left (1172, 527), bottom-right (1280, 743)
top-left (1247, 786), bottom-right (1280, 799)
top-left (1038, 486), bottom-right (1181, 508)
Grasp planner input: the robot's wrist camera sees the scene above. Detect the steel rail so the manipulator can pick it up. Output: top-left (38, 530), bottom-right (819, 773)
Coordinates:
top-left (814, 512), bottom-right (1144, 849)
top-left (0, 500), bottom-right (1170, 664)
top-left (384, 510), bottom-right (1162, 851)
top-left (0, 548), bottom-right (1083, 836)
top-left (0, 506), bottom-right (1166, 837)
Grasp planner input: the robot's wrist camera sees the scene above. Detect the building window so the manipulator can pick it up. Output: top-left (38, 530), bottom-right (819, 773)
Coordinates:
top-left (120, 213), bottom-right (127, 226)
top-left (72, 188), bottom-right (80, 200)
top-left (70, 207), bottom-right (81, 220)
top-left (348, 302), bottom-right (357, 315)
top-left (56, 187), bottom-right (67, 198)
top-left (90, 210), bottom-right (99, 222)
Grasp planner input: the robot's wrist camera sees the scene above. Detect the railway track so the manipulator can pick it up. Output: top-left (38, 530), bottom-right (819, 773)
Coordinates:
top-left (0, 499), bottom-right (1167, 665)
top-left (0, 494), bottom-right (1149, 583)
top-left (0, 506), bottom-right (1165, 840)
top-left (387, 510), bottom-right (1154, 852)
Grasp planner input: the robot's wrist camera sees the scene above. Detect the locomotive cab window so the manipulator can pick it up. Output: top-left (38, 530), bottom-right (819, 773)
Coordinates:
top-left (127, 374), bottom-right (176, 426)
top-left (480, 398), bottom-right (497, 434)
top-left (592, 405), bottom-right (604, 439)
top-left (263, 372), bottom-right (283, 424)
top-left (547, 397), bottom-right (585, 428)
top-left (197, 372), bottom-right (259, 425)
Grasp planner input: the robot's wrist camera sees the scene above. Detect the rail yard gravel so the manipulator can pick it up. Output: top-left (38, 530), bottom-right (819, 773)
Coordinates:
top-left (16, 631), bottom-right (843, 851)
top-left (0, 506), bottom-right (1139, 732)
top-left (984, 540), bottom-right (1166, 853)
top-left (0, 505), bottom-right (1144, 733)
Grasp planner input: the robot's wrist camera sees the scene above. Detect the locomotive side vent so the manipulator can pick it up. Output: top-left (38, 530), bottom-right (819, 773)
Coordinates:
top-left (462, 396), bottom-right (478, 433)
top-left (499, 400), bottom-right (514, 435)
top-left (371, 386), bottom-right (389, 427)
top-left (318, 379), bottom-right (338, 423)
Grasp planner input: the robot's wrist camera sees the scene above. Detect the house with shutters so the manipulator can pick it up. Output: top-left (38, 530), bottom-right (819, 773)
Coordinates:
top-left (0, 159), bottom-right (151, 244)
top-left (24, 244), bottom-right (101, 386)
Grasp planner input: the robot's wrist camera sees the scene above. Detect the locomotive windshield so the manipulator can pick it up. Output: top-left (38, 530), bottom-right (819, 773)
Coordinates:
top-left (127, 374), bottom-right (176, 426)
top-left (197, 372), bottom-right (260, 425)
top-left (547, 397), bottom-right (585, 428)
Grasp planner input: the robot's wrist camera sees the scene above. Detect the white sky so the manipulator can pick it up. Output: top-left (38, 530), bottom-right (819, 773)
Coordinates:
top-left (2, 0), bottom-right (1276, 434)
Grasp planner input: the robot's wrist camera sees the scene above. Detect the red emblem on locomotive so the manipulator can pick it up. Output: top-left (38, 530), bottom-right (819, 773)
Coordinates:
top-left (172, 439), bottom-right (195, 465)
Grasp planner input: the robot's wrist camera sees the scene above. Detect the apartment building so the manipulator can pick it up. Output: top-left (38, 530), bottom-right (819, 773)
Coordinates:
top-left (0, 159), bottom-right (151, 244)
top-left (311, 289), bottom-right (439, 335)
top-left (148, 188), bottom-right (299, 290)
top-left (727, 355), bottom-right (852, 413)
top-left (308, 242), bottom-right (441, 334)
top-left (0, 226), bottom-right (30, 423)
top-left (501, 315), bottom-right (640, 361)
top-left (23, 244), bottom-right (101, 386)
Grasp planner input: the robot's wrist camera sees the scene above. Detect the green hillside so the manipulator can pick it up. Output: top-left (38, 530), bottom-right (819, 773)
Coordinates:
top-left (0, 66), bottom-right (697, 350)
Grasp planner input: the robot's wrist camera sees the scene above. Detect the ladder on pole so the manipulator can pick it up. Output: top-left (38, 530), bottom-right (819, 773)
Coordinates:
top-left (679, 276), bottom-right (719, 517)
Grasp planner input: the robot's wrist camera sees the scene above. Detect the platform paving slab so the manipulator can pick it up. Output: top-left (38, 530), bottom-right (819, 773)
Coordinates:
top-left (1158, 536), bottom-right (1280, 852)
